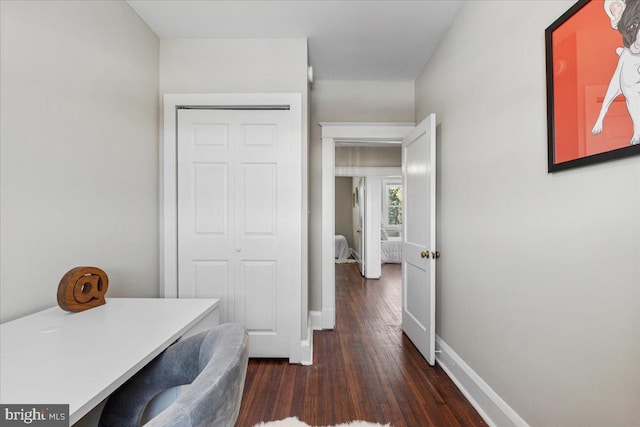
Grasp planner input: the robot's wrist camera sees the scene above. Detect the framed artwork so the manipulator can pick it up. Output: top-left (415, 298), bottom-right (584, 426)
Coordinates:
top-left (545, 0), bottom-right (640, 172)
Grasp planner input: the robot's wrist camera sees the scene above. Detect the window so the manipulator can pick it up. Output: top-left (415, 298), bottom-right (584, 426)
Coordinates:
top-left (383, 180), bottom-right (402, 228)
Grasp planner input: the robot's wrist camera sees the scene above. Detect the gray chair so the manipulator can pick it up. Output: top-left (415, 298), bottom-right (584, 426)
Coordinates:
top-left (99, 323), bottom-right (249, 427)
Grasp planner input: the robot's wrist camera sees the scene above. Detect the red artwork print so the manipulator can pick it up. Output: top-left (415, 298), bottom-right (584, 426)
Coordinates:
top-left (551, 0), bottom-right (635, 163)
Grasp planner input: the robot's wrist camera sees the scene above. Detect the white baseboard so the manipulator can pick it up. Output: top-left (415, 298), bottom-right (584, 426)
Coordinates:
top-left (436, 335), bottom-right (529, 427)
top-left (351, 248), bottom-right (360, 263)
top-left (321, 308), bottom-right (335, 330)
top-left (299, 315), bottom-right (314, 365)
top-left (311, 309), bottom-right (335, 330)
top-left (310, 310), bottom-right (323, 330)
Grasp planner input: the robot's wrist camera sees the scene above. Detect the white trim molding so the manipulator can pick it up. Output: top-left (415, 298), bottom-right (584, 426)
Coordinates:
top-left (364, 175), bottom-right (381, 279)
top-left (299, 314), bottom-right (314, 366)
top-left (310, 310), bottom-right (323, 331)
top-left (436, 335), bottom-right (529, 427)
top-left (335, 166), bottom-right (401, 177)
top-left (319, 122), bottom-right (416, 140)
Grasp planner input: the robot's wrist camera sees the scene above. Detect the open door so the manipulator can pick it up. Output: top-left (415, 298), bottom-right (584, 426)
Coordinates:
top-left (356, 177), bottom-right (366, 276)
top-left (401, 113), bottom-right (437, 366)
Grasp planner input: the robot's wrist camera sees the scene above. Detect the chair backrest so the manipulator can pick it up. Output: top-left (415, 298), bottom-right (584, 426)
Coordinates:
top-left (99, 323), bottom-right (249, 427)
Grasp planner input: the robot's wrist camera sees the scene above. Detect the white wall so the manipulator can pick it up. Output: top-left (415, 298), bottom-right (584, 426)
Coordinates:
top-left (309, 80), bottom-right (414, 310)
top-left (159, 38), bottom-right (308, 96)
top-left (0, 1), bottom-right (160, 323)
top-left (159, 38), bottom-right (310, 335)
top-left (415, 1), bottom-right (640, 425)
top-left (335, 146), bottom-right (401, 167)
top-left (335, 177), bottom-right (354, 249)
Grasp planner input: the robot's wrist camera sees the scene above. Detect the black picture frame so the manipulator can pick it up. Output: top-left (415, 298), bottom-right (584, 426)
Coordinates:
top-left (545, 0), bottom-right (640, 172)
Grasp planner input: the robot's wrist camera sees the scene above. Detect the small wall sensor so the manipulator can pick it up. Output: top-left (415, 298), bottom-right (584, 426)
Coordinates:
top-left (307, 66), bottom-right (314, 84)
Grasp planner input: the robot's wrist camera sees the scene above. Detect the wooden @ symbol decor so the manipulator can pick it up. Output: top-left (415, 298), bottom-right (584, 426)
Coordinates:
top-left (57, 267), bottom-right (109, 312)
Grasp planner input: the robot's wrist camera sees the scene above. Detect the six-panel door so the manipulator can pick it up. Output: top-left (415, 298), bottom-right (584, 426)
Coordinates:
top-left (177, 108), bottom-right (298, 358)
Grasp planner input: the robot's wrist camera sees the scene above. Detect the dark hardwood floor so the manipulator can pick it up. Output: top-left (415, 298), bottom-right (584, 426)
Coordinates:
top-left (236, 263), bottom-right (486, 427)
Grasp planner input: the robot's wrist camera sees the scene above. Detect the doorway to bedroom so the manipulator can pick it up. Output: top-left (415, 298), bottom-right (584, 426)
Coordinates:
top-left (333, 145), bottom-right (403, 323)
top-left (321, 118), bottom-right (438, 366)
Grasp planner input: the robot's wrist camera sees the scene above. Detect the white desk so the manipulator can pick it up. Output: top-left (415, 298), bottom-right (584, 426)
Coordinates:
top-left (0, 298), bottom-right (219, 425)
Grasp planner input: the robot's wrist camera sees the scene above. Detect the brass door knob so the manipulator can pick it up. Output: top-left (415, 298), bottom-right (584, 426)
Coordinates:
top-left (421, 251), bottom-right (430, 259)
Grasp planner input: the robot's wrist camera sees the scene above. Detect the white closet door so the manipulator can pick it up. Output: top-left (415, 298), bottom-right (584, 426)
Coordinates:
top-left (177, 108), bottom-right (298, 358)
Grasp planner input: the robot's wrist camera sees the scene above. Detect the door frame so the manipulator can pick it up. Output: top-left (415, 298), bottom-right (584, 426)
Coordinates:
top-left (162, 93), bottom-right (305, 362)
top-left (319, 122), bottom-right (414, 329)
top-left (335, 171), bottom-right (400, 279)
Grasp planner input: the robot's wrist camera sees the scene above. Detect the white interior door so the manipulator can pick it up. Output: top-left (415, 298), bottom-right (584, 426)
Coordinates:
top-left (357, 177), bottom-right (366, 276)
top-left (401, 113), bottom-right (437, 366)
top-left (177, 108), bottom-right (299, 358)
top-left (363, 175), bottom-right (381, 279)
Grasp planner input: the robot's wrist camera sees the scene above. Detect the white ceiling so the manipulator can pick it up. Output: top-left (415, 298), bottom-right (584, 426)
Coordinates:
top-left (126, 0), bottom-right (465, 81)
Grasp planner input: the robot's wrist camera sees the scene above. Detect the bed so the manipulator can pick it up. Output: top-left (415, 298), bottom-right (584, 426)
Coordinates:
top-left (335, 235), bottom-right (350, 260)
top-left (381, 229), bottom-right (402, 263)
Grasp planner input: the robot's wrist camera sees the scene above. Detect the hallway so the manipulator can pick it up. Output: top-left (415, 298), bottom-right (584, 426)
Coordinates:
top-left (236, 263), bottom-right (485, 426)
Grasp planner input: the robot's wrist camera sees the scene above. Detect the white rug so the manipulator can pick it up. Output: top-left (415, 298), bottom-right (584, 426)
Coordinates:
top-left (335, 258), bottom-right (357, 264)
top-left (253, 417), bottom-right (391, 427)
